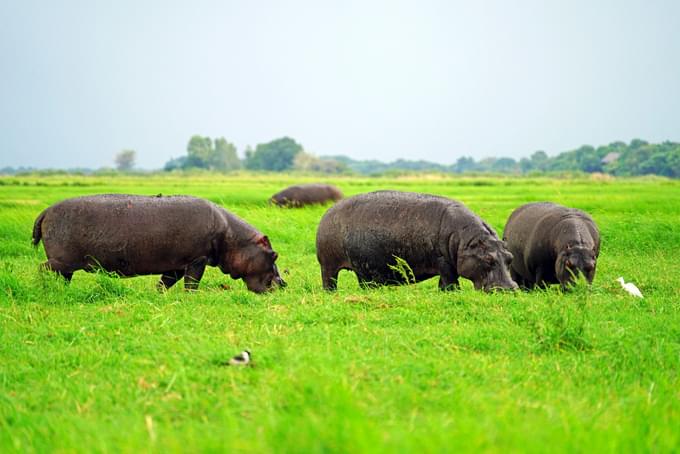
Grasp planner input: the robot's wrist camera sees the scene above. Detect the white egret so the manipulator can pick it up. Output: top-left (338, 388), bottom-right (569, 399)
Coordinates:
top-left (616, 277), bottom-right (643, 298)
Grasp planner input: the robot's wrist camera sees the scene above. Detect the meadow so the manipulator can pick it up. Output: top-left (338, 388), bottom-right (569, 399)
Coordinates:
top-left (1, 173), bottom-right (679, 453)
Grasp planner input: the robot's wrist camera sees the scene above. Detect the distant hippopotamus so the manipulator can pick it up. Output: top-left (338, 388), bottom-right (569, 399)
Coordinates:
top-left (271, 183), bottom-right (343, 207)
top-left (502, 202), bottom-right (600, 289)
top-left (32, 194), bottom-right (286, 293)
top-left (316, 191), bottom-right (518, 292)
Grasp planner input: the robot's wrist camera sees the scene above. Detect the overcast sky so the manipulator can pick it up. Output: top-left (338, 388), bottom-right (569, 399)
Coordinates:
top-left (1, 0), bottom-right (679, 169)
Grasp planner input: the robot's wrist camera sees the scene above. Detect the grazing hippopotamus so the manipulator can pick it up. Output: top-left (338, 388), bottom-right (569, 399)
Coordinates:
top-left (316, 191), bottom-right (518, 292)
top-left (271, 183), bottom-right (343, 207)
top-left (502, 202), bottom-right (600, 289)
top-left (32, 194), bottom-right (286, 293)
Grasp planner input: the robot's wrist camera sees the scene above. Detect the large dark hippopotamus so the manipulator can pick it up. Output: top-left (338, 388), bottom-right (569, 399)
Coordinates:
top-left (271, 183), bottom-right (343, 207)
top-left (316, 191), bottom-right (518, 292)
top-left (32, 194), bottom-right (286, 293)
top-left (502, 202), bottom-right (600, 289)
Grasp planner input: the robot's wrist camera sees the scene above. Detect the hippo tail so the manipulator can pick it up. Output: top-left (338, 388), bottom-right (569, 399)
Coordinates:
top-left (32, 210), bottom-right (46, 247)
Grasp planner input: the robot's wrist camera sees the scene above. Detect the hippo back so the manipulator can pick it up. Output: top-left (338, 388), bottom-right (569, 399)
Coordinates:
top-left (272, 183), bottom-right (343, 207)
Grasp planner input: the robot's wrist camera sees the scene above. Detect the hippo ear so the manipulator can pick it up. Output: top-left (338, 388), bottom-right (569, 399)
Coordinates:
top-left (257, 235), bottom-right (272, 249)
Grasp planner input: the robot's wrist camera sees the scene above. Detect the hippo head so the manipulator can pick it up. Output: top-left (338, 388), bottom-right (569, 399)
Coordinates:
top-left (220, 235), bottom-right (286, 293)
top-left (457, 237), bottom-right (518, 292)
top-left (270, 195), bottom-right (285, 206)
top-left (555, 243), bottom-right (597, 286)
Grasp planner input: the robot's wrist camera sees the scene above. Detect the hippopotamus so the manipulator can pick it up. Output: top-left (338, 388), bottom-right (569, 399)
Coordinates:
top-left (32, 194), bottom-right (286, 293)
top-left (502, 202), bottom-right (600, 289)
top-left (271, 183), bottom-right (343, 207)
top-left (315, 191), bottom-right (518, 292)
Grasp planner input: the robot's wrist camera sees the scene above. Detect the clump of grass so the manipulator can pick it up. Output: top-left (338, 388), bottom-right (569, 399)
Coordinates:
top-left (0, 262), bottom-right (26, 300)
top-left (530, 298), bottom-right (592, 353)
top-left (33, 266), bottom-right (73, 304)
top-left (83, 269), bottom-right (131, 303)
top-left (388, 255), bottom-right (416, 284)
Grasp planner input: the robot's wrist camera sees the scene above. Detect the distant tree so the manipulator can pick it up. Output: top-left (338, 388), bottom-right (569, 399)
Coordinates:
top-left (293, 152), bottom-right (347, 173)
top-left (629, 138), bottom-right (649, 150)
top-left (212, 137), bottom-right (241, 171)
top-left (491, 157), bottom-right (518, 173)
top-left (477, 157), bottom-right (497, 172)
top-left (519, 157), bottom-right (533, 173)
top-left (245, 137), bottom-right (303, 171)
top-left (167, 135), bottom-right (242, 171)
top-left (164, 156), bottom-right (188, 171)
top-left (667, 145), bottom-right (680, 178)
top-left (293, 152), bottom-right (319, 171)
top-left (575, 146), bottom-right (603, 173)
top-left (389, 159), bottom-right (447, 172)
top-left (244, 145), bottom-right (254, 161)
top-left (186, 135), bottom-right (213, 168)
top-left (115, 149), bottom-right (136, 171)
top-left (452, 156), bottom-right (477, 173)
top-left (529, 151), bottom-right (549, 172)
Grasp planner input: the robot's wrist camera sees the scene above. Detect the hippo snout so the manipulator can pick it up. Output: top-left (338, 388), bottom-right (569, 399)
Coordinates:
top-left (271, 265), bottom-right (287, 288)
top-left (273, 275), bottom-right (287, 288)
top-left (477, 274), bottom-right (519, 292)
top-left (485, 281), bottom-right (519, 292)
top-left (564, 259), bottom-right (595, 282)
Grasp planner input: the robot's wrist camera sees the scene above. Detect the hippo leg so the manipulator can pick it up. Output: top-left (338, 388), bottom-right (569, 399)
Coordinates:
top-left (184, 257), bottom-right (208, 290)
top-left (42, 259), bottom-right (74, 282)
top-left (510, 269), bottom-right (531, 290)
top-left (438, 275), bottom-right (460, 291)
top-left (438, 260), bottom-right (459, 291)
top-left (535, 266), bottom-right (550, 289)
top-left (158, 270), bottom-right (185, 290)
top-left (321, 264), bottom-right (340, 291)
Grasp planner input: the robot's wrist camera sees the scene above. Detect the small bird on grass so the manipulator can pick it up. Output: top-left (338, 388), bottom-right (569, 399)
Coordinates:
top-left (616, 277), bottom-right (643, 298)
top-left (226, 350), bottom-right (251, 366)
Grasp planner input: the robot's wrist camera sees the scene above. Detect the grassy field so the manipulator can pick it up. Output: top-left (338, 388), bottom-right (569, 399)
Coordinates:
top-left (1, 173), bottom-right (679, 453)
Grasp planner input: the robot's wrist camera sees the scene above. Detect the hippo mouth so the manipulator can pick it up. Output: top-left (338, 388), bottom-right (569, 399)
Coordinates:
top-left (557, 268), bottom-right (595, 287)
top-left (556, 248), bottom-right (596, 286)
top-left (474, 270), bottom-right (519, 292)
top-left (477, 281), bottom-right (519, 292)
top-left (272, 274), bottom-right (287, 289)
top-left (271, 264), bottom-right (287, 288)
top-left (243, 269), bottom-right (287, 293)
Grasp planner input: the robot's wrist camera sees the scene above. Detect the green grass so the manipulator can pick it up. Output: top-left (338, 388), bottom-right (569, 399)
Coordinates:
top-left (1, 173), bottom-right (679, 453)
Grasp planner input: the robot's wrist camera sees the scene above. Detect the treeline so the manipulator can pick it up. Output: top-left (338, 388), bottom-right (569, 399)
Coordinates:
top-left (162, 136), bottom-right (680, 178)
top-left (164, 136), bottom-right (346, 173)
top-left (329, 139), bottom-right (680, 177)
top-left (2, 137), bottom-right (678, 178)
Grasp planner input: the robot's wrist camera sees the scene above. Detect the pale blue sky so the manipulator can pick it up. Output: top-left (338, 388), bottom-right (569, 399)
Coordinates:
top-left (1, 0), bottom-right (679, 169)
